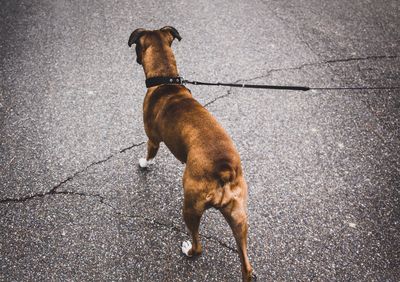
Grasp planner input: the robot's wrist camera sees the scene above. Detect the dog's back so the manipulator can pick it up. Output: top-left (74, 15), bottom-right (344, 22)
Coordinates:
top-left (144, 84), bottom-right (242, 182)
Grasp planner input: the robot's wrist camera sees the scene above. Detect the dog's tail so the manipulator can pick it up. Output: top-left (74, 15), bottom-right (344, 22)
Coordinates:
top-left (209, 164), bottom-right (238, 208)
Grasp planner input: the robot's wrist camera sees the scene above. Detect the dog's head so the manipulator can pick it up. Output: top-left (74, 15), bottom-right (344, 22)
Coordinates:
top-left (128, 26), bottom-right (182, 65)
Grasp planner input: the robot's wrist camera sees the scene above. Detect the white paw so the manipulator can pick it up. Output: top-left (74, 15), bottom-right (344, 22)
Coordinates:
top-left (139, 158), bottom-right (148, 168)
top-left (181, 240), bottom-right (192, 257)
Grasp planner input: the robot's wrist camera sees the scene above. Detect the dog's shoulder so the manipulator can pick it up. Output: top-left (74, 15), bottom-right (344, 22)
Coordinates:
top-left (145, 85), bottom-right (189, 105)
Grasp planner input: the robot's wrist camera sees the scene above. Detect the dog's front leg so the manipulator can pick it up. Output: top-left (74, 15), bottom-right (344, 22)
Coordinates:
top-left (139, 140), bottom-right (159, 168)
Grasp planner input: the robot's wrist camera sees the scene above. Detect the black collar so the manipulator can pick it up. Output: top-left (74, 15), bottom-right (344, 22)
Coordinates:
top-left (145, 76), bottom-right (183, 88)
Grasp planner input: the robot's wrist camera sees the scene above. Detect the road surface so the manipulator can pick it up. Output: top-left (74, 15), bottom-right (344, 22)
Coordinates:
top-left (1, 0), bottom-right (399, 281)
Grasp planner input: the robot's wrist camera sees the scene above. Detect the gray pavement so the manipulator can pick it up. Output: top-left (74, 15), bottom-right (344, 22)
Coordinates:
top-left (1, 0), bottom-right (399, 281)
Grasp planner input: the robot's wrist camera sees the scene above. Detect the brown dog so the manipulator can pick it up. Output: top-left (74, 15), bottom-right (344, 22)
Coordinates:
top-left (128, 26), bottom-right (255, 281)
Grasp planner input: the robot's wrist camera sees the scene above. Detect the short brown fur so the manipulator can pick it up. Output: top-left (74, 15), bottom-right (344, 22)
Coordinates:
top-left (129, 27), bottom-right (255, 281)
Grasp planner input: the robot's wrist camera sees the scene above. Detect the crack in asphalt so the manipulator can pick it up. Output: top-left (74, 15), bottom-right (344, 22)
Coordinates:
top-left (0, 142), bottom-right (145, 204)
top-left (238, 54), bottom-right (400, 83)
top-left (186, 54), bottom-right (400, 102)
top-left (2, 186), bottom-right (238, 254)
top-left (0, 138), bottom-right (237, 253)
top-left (203, 89), bottom-right (233, 108)
top-left (201, 78), bottom-right (246, 108)
top-left (324, 55), bottom-right (399, 64)
top-left (96, 196), bottom-right (238, 254)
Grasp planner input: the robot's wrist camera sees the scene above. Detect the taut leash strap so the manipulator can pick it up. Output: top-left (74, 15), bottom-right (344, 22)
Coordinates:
top-left (182, 79), bottom-right (310, 91)
top-left (144, 76), bottom-right (310, 91)
top-left (181, 80), bottom-right (400, 91)
top-left (144, 77), bottom-right (399, 92)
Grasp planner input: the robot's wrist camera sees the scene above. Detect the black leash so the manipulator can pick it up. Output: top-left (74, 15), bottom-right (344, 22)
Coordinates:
top-left (182, 79), bottom-right (310, 91)
top-left (145, 76), bottom-right (309, 91)
top-left (145, 76), bottom-right (400, 91)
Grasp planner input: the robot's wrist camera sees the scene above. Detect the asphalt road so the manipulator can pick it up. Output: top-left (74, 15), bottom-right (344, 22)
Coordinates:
top-left (1, 0), bottom-right (399, 281)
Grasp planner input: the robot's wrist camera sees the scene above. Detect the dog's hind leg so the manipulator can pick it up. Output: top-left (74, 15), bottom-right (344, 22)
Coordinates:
top-left (181, 189), bottom-right (205, 257)
top-left (139, 139), bottom-right (159, 168)
top-left (220, 202), bottom-right (255, 282)
top-left (181, 202), bottom-right (204, 257)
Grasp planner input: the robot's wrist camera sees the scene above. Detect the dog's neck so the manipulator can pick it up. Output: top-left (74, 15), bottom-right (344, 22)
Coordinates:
top-left (142, 47), bottom-right (179, 79)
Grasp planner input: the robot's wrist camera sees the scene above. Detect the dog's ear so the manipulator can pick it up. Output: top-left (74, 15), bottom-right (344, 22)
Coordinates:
top-left (129, 28), bottom-right (147, 65)
top-left (128, 28), bottom-right (146, 47)
top-left (160, 26), bottom-right (182, 42)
